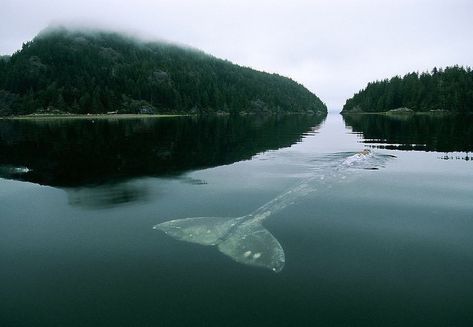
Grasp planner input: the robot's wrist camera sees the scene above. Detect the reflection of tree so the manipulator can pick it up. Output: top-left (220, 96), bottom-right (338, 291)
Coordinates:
top-left (439, 154), bottom-right (472, 161)
top-left (343, 114), bottom-right (473, 153)
top-left (66, 183), bottom-right (149, 209)
top-left (0, 115), bottom-right (325, 186)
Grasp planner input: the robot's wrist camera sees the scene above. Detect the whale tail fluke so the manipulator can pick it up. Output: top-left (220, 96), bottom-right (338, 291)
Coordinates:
top-left (217, 220), bottom-right (285, 272)
top-left (154, 216), bottom-right (240, 246)
top-left (154, 216), bottom-right (285, 272)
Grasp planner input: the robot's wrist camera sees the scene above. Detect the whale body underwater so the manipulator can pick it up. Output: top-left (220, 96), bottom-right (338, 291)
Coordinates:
top-left (154, 150), bottom-right (395, 272)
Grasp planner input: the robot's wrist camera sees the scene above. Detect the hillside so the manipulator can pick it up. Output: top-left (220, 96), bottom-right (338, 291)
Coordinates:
top-left (0, 27), bottom-right (327, 116)
top-left (342, 66), bottom-right (473, 114)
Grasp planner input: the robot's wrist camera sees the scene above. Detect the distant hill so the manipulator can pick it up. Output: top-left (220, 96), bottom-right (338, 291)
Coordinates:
top-left (0, 26), bottom-right (327, 116)
top-left (342, 66), bottom-right (473, 114)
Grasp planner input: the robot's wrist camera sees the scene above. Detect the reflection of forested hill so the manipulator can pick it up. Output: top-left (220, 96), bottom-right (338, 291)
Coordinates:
top-left (0, 115), bottom-right (325, 186)
top-left (343, 114), bottom-right (473, 152)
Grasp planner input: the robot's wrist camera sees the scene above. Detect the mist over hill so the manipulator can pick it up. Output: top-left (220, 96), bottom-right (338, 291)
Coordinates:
top-left (0, 26), bottom-right (327, 116)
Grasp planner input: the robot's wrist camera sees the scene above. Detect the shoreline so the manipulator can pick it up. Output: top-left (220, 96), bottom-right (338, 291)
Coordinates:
top-left (1, 111), bottom-right (327, 120)
top-left (0, 113), bottom-right (189, 120)
top-left (339, 110), bottom-right (465, 116)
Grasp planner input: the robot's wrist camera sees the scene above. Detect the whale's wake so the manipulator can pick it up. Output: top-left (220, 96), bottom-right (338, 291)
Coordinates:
top-left (154, 150), bottom-right (394, 272)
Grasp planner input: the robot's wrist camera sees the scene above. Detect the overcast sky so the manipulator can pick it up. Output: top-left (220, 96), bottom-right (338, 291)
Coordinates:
top-left (1, 0), bottom-right (472, 110)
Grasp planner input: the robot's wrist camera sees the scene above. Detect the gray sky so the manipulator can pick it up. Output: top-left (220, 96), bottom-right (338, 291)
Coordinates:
top-left (2, 0), bottom-right (472, 110)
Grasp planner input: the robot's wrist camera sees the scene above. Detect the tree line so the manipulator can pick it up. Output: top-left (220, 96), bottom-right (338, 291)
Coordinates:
top-left (342, 66), bottom-right (473, 113)
top-left (0, 27), bottom-right (327, 116)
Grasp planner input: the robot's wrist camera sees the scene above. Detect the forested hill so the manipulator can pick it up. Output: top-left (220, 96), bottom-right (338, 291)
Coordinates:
top-left (0, 27), bottom-right (327, 116)
top-left (342, 66), bottom-right (473, 114)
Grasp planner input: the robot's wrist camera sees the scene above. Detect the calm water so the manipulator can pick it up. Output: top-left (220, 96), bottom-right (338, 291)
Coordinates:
top-left (1, 113), bottom-right (472, 326)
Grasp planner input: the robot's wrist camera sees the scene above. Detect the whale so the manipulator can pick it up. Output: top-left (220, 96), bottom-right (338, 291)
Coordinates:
top-left (154, 150), bottom-right (394, 272)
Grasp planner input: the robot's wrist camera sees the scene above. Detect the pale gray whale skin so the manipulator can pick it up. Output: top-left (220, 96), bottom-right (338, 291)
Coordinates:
top-left (154, 150), bottom-right (393, 272)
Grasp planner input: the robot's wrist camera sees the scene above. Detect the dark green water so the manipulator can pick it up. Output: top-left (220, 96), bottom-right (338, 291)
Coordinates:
top-left (1, 113), bottom-right (472, 326)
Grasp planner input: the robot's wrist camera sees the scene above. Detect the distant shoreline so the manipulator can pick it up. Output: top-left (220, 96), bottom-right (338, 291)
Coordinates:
top-left (340, 110), bottom-right (464, 116)
top-left (1, 111), bottom-right (327, 120)
top-left (0, 113), bottom-right (188, 120)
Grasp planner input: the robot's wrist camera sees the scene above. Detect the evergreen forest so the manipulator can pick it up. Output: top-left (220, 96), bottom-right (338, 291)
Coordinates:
top-left (0, 27), bottom-right (327, 116)
top-left (342, 66), bottom-right (473, 113)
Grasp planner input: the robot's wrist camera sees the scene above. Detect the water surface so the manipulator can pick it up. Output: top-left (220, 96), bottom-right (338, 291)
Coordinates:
top-left (1, 113), bottom-right (472, 326)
